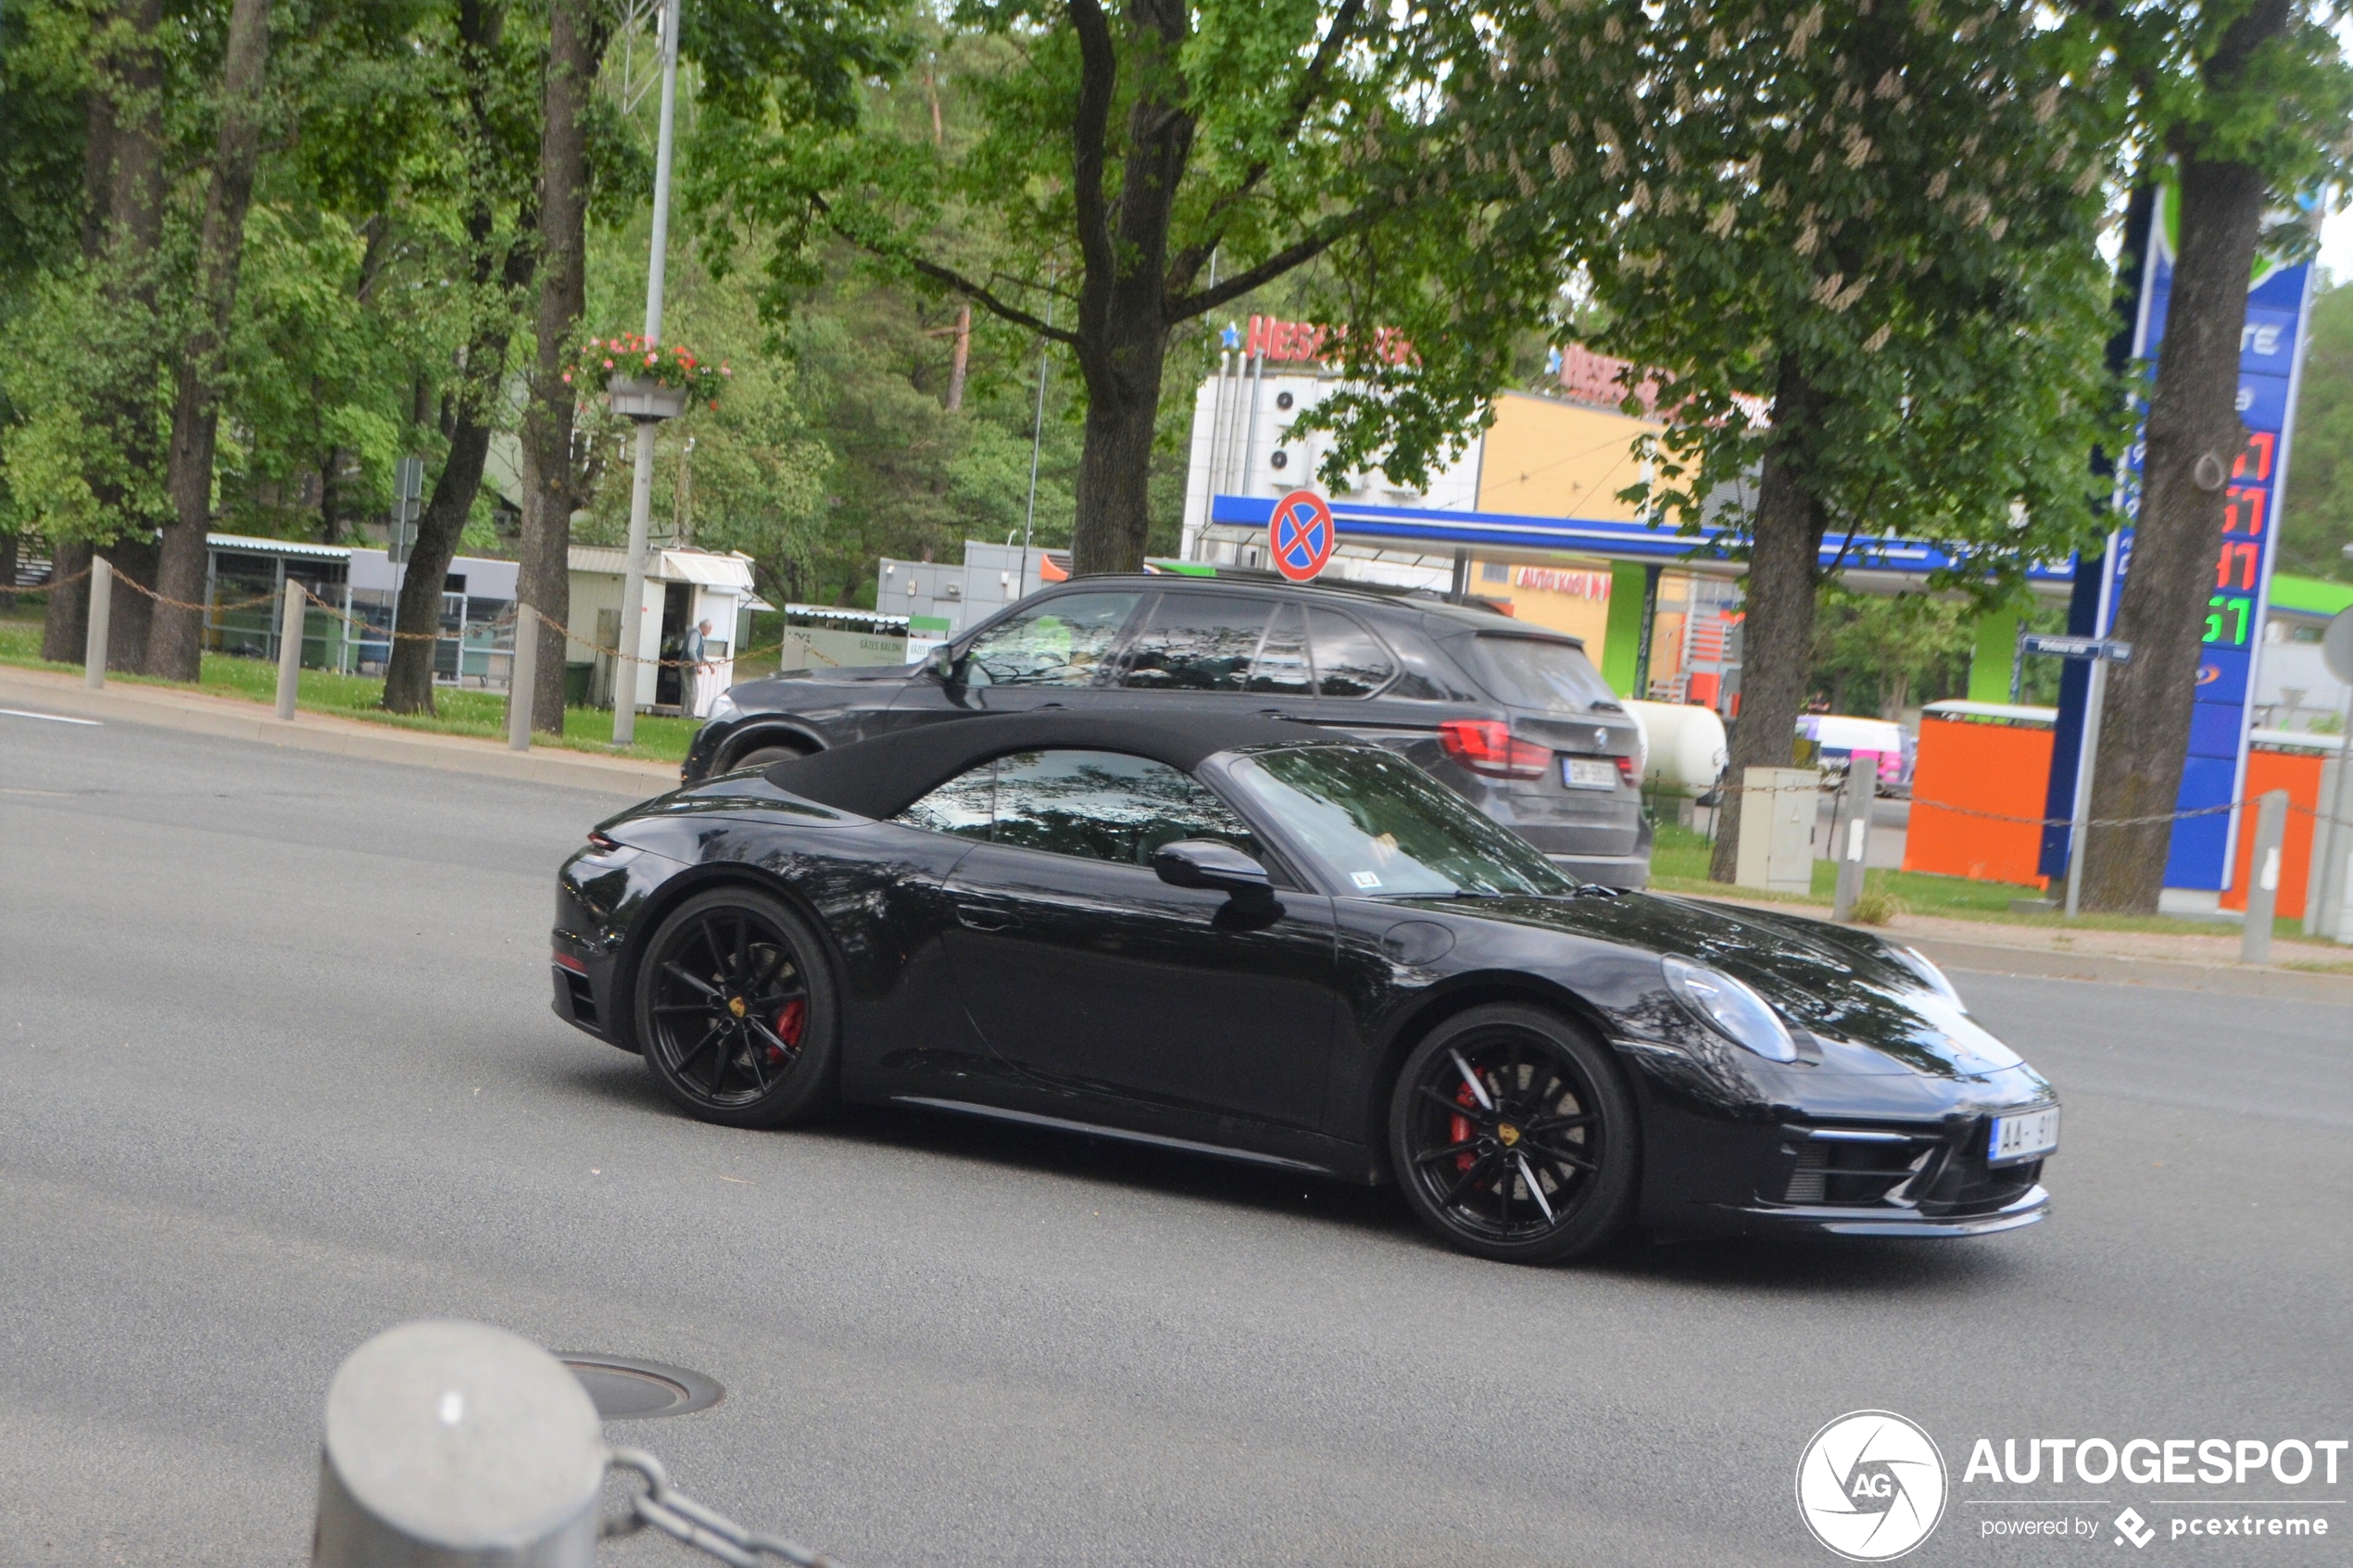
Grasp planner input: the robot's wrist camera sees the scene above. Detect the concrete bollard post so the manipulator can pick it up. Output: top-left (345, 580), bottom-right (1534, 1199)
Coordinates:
top-left (507, 606), bottom-right (537, 752)
top-left (311, 1321), bottom-right (606, 1567)
top-left (84, 557), bottom-right (112, 690)
top-left (1832, 766), bottom-right (1872, 922)
top-left (276, 579), bottom-right (306, 721)
top-left (2240, 790), bottom-right (2289, 965)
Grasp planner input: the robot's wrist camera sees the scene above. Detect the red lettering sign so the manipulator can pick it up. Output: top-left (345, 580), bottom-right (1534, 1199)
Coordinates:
top-left (1242, 315), bottom-right (1413, 367)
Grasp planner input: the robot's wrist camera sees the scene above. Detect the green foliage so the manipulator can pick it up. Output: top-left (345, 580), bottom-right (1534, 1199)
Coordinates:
top-left (692, 3), bottom-right (1554, 533)
top-left (1467, 1), bottom-right (2132, 600)
top-left (2282, 278), bottom-right (2353, 583)
top-left (2, 261), bottom-right (174, 541)
top-left (1809, 586), bottom-right (1975, 719)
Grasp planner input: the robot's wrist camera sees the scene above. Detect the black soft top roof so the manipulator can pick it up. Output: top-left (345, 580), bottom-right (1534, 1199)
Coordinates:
top-left (761, 709), bottom-right (1341, 821)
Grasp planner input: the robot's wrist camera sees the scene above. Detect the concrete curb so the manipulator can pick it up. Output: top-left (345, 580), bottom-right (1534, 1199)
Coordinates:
top-left (0, 666), bottom-right (677, 798)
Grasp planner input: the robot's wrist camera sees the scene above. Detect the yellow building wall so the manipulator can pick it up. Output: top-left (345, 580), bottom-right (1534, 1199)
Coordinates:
top-left (1473, 392), bottom-right (1658, 521)
top-left (1466, 560), bottom-right (1615, 649)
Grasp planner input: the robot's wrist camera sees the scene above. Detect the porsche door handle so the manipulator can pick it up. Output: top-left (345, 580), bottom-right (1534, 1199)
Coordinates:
top-left (956, 906), bottom-right (1019, 932)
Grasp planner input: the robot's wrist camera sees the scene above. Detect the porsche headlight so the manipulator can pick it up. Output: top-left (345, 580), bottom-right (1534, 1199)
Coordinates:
top-left (1662, 956), bottom-right (1796, 1063)
top-left (705, 689), bottom-right (741, 723)
top-left (1892, 944), bottom-right (1966, 1010)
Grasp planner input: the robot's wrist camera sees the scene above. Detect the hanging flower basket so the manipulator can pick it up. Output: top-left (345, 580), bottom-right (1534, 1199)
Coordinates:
top-left (564, 332), bottom-right (730, 419)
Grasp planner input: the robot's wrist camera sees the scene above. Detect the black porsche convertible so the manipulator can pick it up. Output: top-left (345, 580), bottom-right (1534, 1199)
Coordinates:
top-left (551, 710), bottom-right (2057, 1263)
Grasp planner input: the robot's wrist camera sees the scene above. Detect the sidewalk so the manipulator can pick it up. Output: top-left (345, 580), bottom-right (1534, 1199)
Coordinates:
top-left (1682, 889), bottom-right (2353, 1004)
top-left (0, 664), bottom-right (677, 798)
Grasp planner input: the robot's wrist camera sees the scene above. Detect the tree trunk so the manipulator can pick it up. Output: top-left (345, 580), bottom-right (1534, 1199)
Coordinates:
top-left (1070, 342), bottom-right (1165, 574)
top-left (148, 0), bottom-right (272, 682)
top-left (41, 540), bottom-right (93, 662)
top-left (518, 0), bottom-right (598, 735)
top-left (1065, 0), bottom-right (1191, 576)
top-left (945, 304), bottom-right (972, 412)
top-left (382, 0), bottom-right (532, 715)
top-left (2081, 157), bottom-right (2269, 911)
top-left (381, 420), bottom-right (497, 712)
top-left (1708, 358), bottom-right (1827, 883)
top-left (99, 536), bottom-right (157, 671)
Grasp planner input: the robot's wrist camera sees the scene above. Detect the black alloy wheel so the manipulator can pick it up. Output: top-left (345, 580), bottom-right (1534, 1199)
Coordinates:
top-left (1388, 1004), bottom-right (1637, 1263)
top-left (635, 888), bottom-right (837, 1128)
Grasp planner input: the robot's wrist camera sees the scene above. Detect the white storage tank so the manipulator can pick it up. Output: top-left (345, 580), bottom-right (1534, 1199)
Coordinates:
top-left (1626, 700), bottom-right (1729, 795)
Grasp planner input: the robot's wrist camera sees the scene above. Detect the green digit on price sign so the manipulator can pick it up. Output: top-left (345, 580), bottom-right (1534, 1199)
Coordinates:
top-left (2204, 594), bottom-right (2251, 646)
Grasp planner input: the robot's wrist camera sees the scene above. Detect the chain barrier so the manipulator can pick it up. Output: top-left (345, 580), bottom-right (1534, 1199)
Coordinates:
top-left (604, 1449), bottom-right (840, 1568)
top-left (291, 587), bottom-right (814, 671)
top-left (1704, 777), bottom-right (2351, 836)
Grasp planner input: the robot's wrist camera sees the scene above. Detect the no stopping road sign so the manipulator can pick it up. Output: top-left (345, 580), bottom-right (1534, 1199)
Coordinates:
top-left (1269, 490), bottom-right (1336, 583)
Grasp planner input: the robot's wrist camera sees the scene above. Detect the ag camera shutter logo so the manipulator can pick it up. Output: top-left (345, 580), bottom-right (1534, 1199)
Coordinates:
top-left (1796, 1411), bottom-right (1948, 1561)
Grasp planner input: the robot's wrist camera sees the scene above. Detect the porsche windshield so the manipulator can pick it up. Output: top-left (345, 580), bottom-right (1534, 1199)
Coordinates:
top-left (1228, 746), bottom-right (1577, 898)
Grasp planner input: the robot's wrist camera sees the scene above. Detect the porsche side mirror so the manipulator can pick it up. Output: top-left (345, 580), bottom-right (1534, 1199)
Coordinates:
top-left (1153, 839), bottom-right (1271, 900)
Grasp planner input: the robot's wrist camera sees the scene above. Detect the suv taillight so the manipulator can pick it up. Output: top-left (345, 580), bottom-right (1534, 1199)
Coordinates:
top-left (1439, 720), bottom-right (1553, 780)
top-left (1617, 755), bottom-right (1639, 787)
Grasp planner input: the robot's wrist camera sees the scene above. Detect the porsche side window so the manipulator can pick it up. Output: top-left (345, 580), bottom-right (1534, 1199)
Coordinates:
top-left (959, 592), bottom-right (1140, 688)
top-left (989, 749), bottom-right (1261, 866)
top-left (1246, 603), bottom-right (1315, 695)
top-left (1120, 593), bottom-right (1273, 692)
top-left (893, 763), bottom-right (996, 841)
top-left (1308, 609), bottom-right (1396, 697)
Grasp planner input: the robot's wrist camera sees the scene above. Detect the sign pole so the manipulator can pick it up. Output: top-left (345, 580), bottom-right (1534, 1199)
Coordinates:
top-left (2063, 654), bottom-right (2108, 921)
top-left (613, 0), bottom-right (682, 747)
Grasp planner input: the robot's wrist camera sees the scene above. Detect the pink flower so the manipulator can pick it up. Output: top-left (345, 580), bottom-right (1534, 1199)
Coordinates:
top-left (645, 351), bottom-right (657, 364)
top-left (602, 358), bottom-right (613, 369)
top-left (561, 371), bottom-right (573, 384)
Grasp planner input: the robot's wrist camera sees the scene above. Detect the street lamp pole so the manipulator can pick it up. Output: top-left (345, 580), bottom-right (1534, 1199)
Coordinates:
top-left (613, 0), bottom-right (683, 746)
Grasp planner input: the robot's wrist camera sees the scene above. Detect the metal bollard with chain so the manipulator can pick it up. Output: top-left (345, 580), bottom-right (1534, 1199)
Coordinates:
top-left (313, 1320), bottom-right (840, 1568)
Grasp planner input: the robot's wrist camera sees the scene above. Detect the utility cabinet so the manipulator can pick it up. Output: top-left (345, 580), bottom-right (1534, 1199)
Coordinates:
top-left (1735, 767), bottom-right (1818, 895)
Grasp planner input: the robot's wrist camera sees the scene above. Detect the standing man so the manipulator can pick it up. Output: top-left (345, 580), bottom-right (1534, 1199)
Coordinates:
top-left (686, 617), bottom-right (717, 718)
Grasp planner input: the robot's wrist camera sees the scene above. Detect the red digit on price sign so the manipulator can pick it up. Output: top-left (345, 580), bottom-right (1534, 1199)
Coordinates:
top-left (1268, 489), bottom-right (1336, 582)
top-left (2221, 485), bottom-right (2268, 538)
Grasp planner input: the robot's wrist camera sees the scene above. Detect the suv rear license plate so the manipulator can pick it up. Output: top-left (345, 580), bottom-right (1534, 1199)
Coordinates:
top-left (1988, 1106), bottom-right (2059, 1165)
top-left (1563, 758), bottom-right (1617, 790)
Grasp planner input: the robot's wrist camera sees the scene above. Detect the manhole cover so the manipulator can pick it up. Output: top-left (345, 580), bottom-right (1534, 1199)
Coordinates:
top-left (555, 1354), bottom-right (724, 1421)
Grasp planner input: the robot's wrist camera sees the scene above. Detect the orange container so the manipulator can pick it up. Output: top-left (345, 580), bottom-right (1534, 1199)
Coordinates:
top-left (1903, 707), bottom-right (2055, 888)
top-left (2219, 741), bottom-right (2333, 922)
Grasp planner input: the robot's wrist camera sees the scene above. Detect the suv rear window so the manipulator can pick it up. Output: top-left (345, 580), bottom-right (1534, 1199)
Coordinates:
top-left (1467, 635), bottom-right (1618, 713)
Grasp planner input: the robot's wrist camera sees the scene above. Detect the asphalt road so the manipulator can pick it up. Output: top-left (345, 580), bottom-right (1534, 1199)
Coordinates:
top-left (2, 709), bottom-right (2347, 1567)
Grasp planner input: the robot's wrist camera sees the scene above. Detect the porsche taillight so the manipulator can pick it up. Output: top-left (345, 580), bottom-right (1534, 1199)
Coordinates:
top-left (1439, 720), bottom-right (1553, 780)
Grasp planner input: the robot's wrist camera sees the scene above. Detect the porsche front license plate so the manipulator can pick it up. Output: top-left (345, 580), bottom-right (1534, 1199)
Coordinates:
top-left (1988, 1106), bottom-right (2060, 1165)
top-left (1563, 759), bottom-right (1617, 790)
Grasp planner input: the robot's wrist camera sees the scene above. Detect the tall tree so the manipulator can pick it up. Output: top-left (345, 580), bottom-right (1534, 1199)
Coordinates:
top-left (150, 0), bottom-right (275, 679)
top-left (2082, 0), bottom-right (2353, 909)
top-left (1467, 1), bottom-right (2127, 882)
top-left (382, 0), bottom-right (540, 714)
top-left (517, 0), bottom-right (607, 734)
top-left (702, 1), bottom-right (1548, 576)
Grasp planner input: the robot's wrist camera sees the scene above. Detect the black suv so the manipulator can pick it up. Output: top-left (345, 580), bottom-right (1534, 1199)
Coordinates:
top-left (684, 576), bottom-right (1652, 885)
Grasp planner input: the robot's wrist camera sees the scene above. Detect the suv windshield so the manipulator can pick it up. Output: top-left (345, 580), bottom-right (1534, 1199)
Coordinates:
top-left (1467, 635), bottom-right (1619, 713)
top-left (1227, 746), bottom-right (1575, 897)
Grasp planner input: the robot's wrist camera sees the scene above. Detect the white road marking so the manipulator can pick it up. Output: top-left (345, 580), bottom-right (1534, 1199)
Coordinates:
top-left (0, 708), bottom-right (101, 726)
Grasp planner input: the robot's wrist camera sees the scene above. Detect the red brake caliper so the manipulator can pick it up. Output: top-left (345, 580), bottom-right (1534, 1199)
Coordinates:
top-left (1452, 1083), bottom-right (1478, 1173)
top-left (770, 997), bottom-right (806, 1061)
